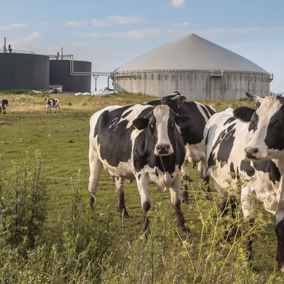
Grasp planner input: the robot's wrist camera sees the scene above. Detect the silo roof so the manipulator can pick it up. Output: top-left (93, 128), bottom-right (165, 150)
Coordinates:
top-left (117, 33), bottom-right (268, 73)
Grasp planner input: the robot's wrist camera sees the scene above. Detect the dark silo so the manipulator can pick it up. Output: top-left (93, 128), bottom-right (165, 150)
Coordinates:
top-left (0, 53), bottom-right (49, 91)
top-left (50, 60), bottom-right (92, 92)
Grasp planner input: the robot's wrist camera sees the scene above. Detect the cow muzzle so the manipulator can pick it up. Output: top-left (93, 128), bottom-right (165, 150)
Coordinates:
top-left (155, 143), bottom-right (173, 156)
top-left (245, 147), bottom-right (259, 159)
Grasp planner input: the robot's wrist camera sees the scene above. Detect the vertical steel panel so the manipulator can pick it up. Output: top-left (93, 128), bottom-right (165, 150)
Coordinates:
top-left (0, 53), bottom-right (49, 91)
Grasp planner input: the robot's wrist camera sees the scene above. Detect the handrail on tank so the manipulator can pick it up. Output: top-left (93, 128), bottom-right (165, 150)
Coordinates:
top-left (49, 54), bottom-right (112, 77)
top-left (0, 48), bottom-right (36, 54)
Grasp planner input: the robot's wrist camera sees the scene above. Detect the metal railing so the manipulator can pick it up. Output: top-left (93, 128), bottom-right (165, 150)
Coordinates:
top-left (0, 48), bottom-right (36, 54)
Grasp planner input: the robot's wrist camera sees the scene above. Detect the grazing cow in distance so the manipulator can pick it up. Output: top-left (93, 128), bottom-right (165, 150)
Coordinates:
top-left (0, 99), bottom-right (8, 114)
top-left (147, 92), bottom-right (216, 202)
top-left (88, 103), bottom-right (193, 235)
top-left (233, 92), bottom-right (284, 270)
top-left (203, 92), bottom-right (284, 269)
top-left (45, 98), bottom-right (60, 113)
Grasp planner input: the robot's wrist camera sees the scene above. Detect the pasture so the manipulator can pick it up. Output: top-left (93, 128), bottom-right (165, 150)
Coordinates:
top-left (0, 92), bottom-right (282, 283)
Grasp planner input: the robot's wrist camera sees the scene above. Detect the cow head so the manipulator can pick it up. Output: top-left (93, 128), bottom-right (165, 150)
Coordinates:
top-left (160, 93), bottom-right (186, 112)
top-left (234, 92), bottom-right (284, 160)
top-left (133, 105), bottom-right (193, 156)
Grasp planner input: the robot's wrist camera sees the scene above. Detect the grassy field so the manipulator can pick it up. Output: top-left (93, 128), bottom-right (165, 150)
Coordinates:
top-left (0, 92), bottom-right (283, 283)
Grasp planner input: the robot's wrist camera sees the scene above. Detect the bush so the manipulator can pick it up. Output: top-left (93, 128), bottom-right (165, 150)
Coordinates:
top-left (0, 151), bottom-right (48, 252)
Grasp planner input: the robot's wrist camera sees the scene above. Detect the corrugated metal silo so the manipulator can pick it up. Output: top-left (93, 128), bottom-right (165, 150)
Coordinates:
top-left (113, 34), bottom-right (273, 100)
top-left (0, 53), bottom-right (49, 91)
top-left (50, 60), bottom-right (92, 92)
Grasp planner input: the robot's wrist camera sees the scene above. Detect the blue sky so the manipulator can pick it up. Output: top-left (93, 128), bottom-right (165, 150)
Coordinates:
top-left (0, 0), bottom-right (283, 92)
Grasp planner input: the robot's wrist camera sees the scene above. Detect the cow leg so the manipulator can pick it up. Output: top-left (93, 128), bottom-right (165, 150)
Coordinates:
top-left (115, 177), bottom-right (129, 218)
top-left (170, 177), bottom-right (190, 233)
top-left (245, 218), bottom-right (255, 261)
top-left (58, 105), bottom-right (61, 113)
top-left (276, 201), bottom-right (284, 270)
top-left (181, 160), bottom-right (191, 204)
top-left (215, 182), bottom-right (233, 241)
top-left (136, 173), bottom-right (151, 236)
top-left (241, 186), bottom-right (255, 260)
top-left (227, 196), bottom-right (241, 240)
top-left (198, 160), bottom-right (211, 194)
top-left (88, 149), bottom-right (103, 209)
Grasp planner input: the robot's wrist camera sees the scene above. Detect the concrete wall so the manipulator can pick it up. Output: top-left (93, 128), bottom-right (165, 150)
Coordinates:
top-left (50, 60), bottom-right (91, 92)
top-left (114, 70), bottom-right (271, 100)
top-left (0, 53), bottom-right (49, 91)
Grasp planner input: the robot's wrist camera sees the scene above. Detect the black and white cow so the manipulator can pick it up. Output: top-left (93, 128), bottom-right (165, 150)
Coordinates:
top-left (147, 92), bottom-right (216, 201)
top-left (232, 92), bottom-right (284, 269)
top-left (203, 94), bottom-right (284, 268)
top-left (45, 98), bottom-right (60, 113)
top-left (0, 99), bottom-right (8, 114)
top-left (88, 103), bottom-right (193, 234)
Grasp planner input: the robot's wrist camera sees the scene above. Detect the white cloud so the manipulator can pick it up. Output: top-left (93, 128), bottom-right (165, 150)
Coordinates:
top-left (0, 24), bottom-right (26, 30)
top-left (79, 26), bottom-right (284, 41)
top-left (224, 42), bottom-right (259, 50)
top-left (172, 22), bottom-right (190, 27)
top-left (91, 16), bottom-right (146, 27)
top-left (10, 24), bottom-right (27, 28)
top-left (9, 32), bottom-right (41, 51)
top-left (91, 19), bottom-right (108, 27)
top-left (80, 28), bottom-right (188, 40)
top-left (67, 21), bottom-right (87, 27)
top-left (195, 27), bottom-right (284, 38)
top-left (72, 42), bottom-right (87, 49)
top-left (108, 16), bottom-right (146, 25)
top-left (171, 0), bottom-right (185, 8)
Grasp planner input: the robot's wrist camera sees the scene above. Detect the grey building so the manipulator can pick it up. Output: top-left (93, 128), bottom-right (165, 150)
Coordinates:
top-left (113, 34), bottom-right (272, 100)
top-left (0, 53), bottom-right (49, 91)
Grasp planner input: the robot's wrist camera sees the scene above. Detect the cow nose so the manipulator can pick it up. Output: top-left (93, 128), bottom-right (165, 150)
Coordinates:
top-left (156, 144), bottom-right (171, 155)
top-left (245, 147), bottom-right (259, 159)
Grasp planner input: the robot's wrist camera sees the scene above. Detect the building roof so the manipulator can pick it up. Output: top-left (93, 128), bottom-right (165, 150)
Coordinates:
top-left (117, 33), bottom-right (268, 73)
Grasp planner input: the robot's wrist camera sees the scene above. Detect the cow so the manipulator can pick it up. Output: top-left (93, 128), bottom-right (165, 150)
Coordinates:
top-left (45, 98), bottom-right (60, 113)
top-left (88, 103), bottom-right (193, 235)
top-left (147, 92), bottom-right (216, 202)
top-left (202, 94), bottom-right (284, 269)
top-left (0, 99), bottom-right (8, 114)
top-left (231, 92), bottom-right (284, 270)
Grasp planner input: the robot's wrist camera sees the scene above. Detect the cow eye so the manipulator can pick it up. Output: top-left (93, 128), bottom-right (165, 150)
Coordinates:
top-left (273, 121), bottom-right (279, 127)
top-left (149, 124), bottom-right (155, 130)
top-left (170, 123), bottom-right (175, 128)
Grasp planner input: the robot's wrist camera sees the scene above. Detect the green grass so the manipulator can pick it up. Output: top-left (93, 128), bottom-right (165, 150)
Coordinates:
top-left (0, 92), bottom-right (282, 283)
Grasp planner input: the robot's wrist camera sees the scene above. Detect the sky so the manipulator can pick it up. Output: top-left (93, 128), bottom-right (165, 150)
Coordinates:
top-left (0, 0), bottom-right (283, 92)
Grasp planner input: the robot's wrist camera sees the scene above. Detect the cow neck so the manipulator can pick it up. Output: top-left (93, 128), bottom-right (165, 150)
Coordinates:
top-left (273, 157), bottom-right (284, 176)
top-left (272, 158), bottom-right (284, 210)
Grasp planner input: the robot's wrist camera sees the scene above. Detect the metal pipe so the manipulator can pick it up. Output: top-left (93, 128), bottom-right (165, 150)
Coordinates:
top-left (60, 47), bottom-right (63, 60)
top-left (49, 54), bottom-right (111, 76)
top-left (3, 37), bottom-right (7, 53)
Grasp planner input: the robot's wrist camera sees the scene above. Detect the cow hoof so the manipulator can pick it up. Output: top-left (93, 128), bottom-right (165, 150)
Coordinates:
top-left (184, 176), bottom-right (193, 182)
top-left (120, 212), bottom-right (130, 219)
top-left (180, 226), bottom-right (192, 235)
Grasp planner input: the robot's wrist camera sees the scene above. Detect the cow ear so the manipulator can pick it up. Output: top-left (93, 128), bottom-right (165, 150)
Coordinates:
top-left (246, 92), bottom-right (261, 101)
top-left (233, 107), bottom-right (255, 122)
top-left (177, 96), bottom-right (186, 108)
top-left (133, 118), bottom-right (149, 130)
top-left (175, 114), bottom-right (193, 128)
